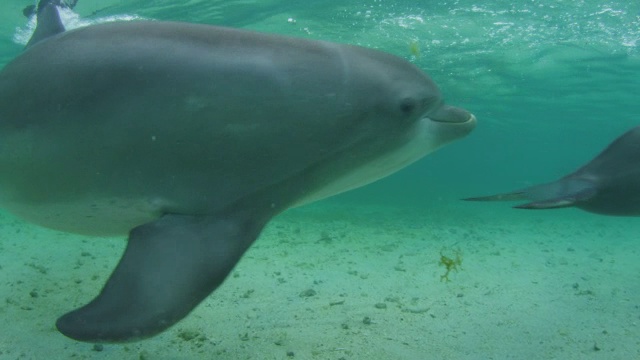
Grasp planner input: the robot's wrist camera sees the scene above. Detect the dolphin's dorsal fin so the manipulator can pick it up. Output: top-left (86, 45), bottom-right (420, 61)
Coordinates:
top-left (25, 4), bottom-right (66, 49)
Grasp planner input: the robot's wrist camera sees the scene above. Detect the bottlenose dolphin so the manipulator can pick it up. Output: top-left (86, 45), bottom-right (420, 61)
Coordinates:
top-left (465, 126), bottom-right (640, 215)
top-left (0, 5), bottom-right (476, 342)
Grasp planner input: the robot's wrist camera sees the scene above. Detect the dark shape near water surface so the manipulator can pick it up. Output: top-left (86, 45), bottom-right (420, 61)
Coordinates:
top-left (465, 126), bottom-right (640, 216)
top-left (0, 5), bottom-right (475, 342)
top-left (23, 0), bottom-right (77, 20)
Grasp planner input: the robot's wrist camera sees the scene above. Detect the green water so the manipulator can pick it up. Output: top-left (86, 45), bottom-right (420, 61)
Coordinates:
top-left (1, 1), bottom-right (639, 359)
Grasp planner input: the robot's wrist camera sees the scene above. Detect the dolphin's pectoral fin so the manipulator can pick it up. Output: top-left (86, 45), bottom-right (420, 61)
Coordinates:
top-left (56, 213), bottom-right (265, 343)
top-left (464, 178), bottom-right (598, 210)
top-left (514, 185), bottom-right (597, 209)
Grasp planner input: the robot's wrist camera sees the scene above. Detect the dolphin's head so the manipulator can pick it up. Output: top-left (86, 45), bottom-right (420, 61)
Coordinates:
top-left (338, 43), bottom-right (476, 153)
top-left (292, 44), bottom-right (476, 205)
top-left (343, 44), bottom-right (476, 169)
top-left (354, 46), bottom-right (476, 150)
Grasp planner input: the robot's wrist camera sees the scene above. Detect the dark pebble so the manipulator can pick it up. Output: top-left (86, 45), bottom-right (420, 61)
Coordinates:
top-left (299, 289), bottom-right (317, 297)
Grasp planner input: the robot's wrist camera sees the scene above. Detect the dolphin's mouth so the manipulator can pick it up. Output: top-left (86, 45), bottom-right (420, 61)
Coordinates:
top-left (453, 113), bottom-right (477, 126)
top-left (427, 104), bottom-right (475, 124)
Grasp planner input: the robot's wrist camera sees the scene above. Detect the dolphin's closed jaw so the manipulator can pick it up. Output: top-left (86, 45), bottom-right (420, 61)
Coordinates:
top-left (427, 104), bottom-right (475, 124)
top-left (1, 6), bottom-right (476, 342)
top-left (423, 104), bottom-right (477, 143)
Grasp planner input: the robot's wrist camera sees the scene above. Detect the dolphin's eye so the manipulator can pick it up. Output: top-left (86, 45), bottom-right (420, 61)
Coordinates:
top-left (399, 97), bottom-right (417, 115)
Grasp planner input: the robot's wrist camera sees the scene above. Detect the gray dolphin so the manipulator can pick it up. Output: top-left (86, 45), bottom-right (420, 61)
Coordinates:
top-left (0, 5), bottom-right (475, 342)
top-left (465, 126), bottom-right (640, 215)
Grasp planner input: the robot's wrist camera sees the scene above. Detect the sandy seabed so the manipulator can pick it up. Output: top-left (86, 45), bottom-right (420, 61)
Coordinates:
top-left (0, 198), bottom-right (638, 360)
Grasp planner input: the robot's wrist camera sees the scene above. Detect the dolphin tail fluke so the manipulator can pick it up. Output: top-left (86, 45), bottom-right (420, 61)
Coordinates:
top-left (56, 212), bottom-right (266, 343)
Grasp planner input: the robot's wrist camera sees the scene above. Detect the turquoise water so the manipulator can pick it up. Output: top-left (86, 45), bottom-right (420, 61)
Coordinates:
top-left (1, 1), bottom-right (639, 359)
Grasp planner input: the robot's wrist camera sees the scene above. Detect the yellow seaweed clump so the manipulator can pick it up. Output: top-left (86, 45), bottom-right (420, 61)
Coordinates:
top-left (439, 248), bottom-right (463, 282)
